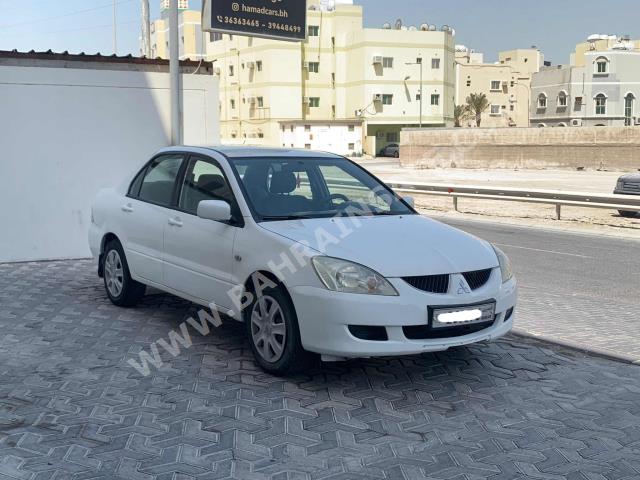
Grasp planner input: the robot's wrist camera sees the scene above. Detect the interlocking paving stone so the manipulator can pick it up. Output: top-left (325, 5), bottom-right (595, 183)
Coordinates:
top-left (0, 260), bottom-right (639, 479)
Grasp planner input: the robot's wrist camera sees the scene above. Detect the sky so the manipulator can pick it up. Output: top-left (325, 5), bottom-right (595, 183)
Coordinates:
top-left (1, 0), bottom-right (639, 64)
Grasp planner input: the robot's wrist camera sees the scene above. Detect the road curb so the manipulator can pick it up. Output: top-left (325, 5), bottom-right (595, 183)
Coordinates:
top-left (512, 328), bottom-right (640, 366)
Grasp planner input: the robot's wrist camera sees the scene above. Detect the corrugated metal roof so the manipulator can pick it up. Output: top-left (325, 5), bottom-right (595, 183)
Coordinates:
top-left (0, 49), bottom-right (213, 73)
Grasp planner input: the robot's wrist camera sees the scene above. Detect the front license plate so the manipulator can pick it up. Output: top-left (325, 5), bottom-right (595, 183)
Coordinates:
top-left (431, 302), bottom-right (496, 329)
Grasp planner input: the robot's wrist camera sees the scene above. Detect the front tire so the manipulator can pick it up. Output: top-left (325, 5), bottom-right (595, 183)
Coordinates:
top-left (618, 210), bottom-right (637, 218)
top-left (245, 284), bottom-right (313, 375)
top-left (102, 240), bottom-right (146, 307)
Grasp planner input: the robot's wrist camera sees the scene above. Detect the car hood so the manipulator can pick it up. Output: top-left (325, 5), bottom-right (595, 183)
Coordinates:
top-left (619, 173), bottom-right (640, 182)
top-left (259, 214), bottom-right (498, 277)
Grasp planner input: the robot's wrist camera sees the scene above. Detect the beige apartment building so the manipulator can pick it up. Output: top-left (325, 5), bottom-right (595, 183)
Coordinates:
top-left (205, 0), bottom-right (455, 155)
top-left (455, 47), bottom-right (543, 128)
top-left (571, 34), bottom-right (640, 67)
top-left (150, 1), bottom-right (204, 60)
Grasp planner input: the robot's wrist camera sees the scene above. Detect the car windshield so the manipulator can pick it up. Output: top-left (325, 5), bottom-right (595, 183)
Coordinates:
top-left (228, 156), bottom-right (415, 221)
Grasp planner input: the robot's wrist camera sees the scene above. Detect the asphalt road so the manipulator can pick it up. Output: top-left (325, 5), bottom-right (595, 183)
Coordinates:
top-left (438, 217), bottom-right (640, 360)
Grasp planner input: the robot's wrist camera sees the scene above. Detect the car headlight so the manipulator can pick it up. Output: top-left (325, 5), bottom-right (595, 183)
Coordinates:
top-left (492, 246), bottom-right (514, 283)
top-left (311, 256), bottom-right (398, 296)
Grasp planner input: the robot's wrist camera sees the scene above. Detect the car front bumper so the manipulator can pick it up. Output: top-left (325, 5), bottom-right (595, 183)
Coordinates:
top-left (290, 270), bottom-right (517, 358)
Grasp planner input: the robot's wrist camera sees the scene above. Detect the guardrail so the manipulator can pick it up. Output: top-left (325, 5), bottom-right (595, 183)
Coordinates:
top-left (386, 182), bottom-right (640, 220)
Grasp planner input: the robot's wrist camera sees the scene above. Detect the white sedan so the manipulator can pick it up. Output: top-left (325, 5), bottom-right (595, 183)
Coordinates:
top-left (89, 146), bottom-right (517, 375)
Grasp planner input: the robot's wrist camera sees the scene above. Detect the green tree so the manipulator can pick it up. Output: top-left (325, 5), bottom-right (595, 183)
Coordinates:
top-left (453, 104), bottom-right (469, 127)
top-left (465, 93), bottom-right (490, 127)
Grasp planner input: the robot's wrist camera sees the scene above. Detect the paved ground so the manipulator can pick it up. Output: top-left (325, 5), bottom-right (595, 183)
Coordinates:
top-left (439, 218), bottom-right (640, 363)
top-left (1, 260), bottom-right (640, 480)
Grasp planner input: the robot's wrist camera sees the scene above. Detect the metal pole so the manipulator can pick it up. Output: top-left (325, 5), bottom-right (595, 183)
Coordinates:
top-left (169, 0), bottom-right (182, 145)
top-left (112, 0), bottom-right (117, 55)
top-left (419, 60), bottom-right (423, 128)
top-left (141, 0), bottom-right (151, 58)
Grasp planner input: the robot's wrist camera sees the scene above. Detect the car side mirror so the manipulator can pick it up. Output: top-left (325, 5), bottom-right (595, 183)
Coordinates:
top-left (197, 200), bottom-right (232, 222)
top-left (403, 196), bottom-right (415, 208)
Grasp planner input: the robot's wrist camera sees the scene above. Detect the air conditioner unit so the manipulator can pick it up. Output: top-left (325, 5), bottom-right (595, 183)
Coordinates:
top-left (634, 117), bottom-right (640, 126)
top-left (372, 56), bottom-right (383, 65)
top-left (373, 93), bottom-right (383, 102)
top-left (246, 61), bottom-right (256, 69)
top-left (302, 61), bottom-right (310, 70)
top-left (302, 97), bottom-right (310, 104)
top-left (571, 119), bottom-right (583, 127)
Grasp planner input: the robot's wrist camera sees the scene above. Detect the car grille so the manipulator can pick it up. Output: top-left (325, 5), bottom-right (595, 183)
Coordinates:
top-left (622, 182), bottom-right (640, 193)
top-left (403, 268), bottom-right (493, 294)
top-left (462, 269), bottom-right (493, 290)
top-left (403, 320), bottom-right (495, 340)
top-left (403, 274), bottom-right (449, 294)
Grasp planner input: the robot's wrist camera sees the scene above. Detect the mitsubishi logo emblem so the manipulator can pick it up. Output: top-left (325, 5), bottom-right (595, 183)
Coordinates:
top-left (457, 279), bottom-right (471, 295)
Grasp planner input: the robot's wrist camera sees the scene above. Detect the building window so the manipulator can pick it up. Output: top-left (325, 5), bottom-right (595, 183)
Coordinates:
top-left (558, 91), bottom-right (568, 107)
top-left (257, 132), bottom-right (264, 138)
top-left (229, 65), bottom-right (234, 76)
top-left (595, 57), bottom-right (609, 74)
top-left (382, 57), bottom-right (394, 68)
top-left (466, 79), bottom-right (471, 87)
top-left (308, 62), bottom-right (320, 73)
top-left (230, 99), bottom-right (235, 109)
top-left (305, 144), bottom-right (312, 149)
top-left (348, 125), bottom-right (355, 132)
top-left (430, 94), bottom-right (440, 106)
top-left (210, 32), bottom-right (222, 42)
top-left (308, 25), bottom-right (319, 36)
top-left (416, 93), bottom-right (421, 101)
top-left (431, 58), bottom-right (440, 69)
top-left (309, 97), bottom-right (320, 108)
top-left (490, 104), bottom-right (500, 115)
top-left (348, 143), bottom-right (355, 150)
top-left (537, 93), bottom-right (547, 109)
top-left (304, 125), bottom-right (311, 132)
top-left (386, 132), bottom-right (399, 142)
top-left (382, 94), bottom-right (393, 105)
top-left (490, 80), bottom-right (501, 91)
top-left (256, 60), bottom-right (263, 71)
top-left (257, 97), bottom-right (264, 108)
top-left (624, 93), bottom-right (635, 126)
top-left (595, 93), bottom-right (607, 115)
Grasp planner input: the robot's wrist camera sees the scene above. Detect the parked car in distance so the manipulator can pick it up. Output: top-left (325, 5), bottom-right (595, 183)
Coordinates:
top-left (614, 172), bottom-right (640, 218)
top-left (378, 143), bottom-right (399, 158)
top-left (89, 146), bottom-right (517, 375)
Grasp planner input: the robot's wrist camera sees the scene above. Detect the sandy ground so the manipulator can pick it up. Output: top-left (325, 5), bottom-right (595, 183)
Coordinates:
top-left (357, 160), bottom-right (640, 239)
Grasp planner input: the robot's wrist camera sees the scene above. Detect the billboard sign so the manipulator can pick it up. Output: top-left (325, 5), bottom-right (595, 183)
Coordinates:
top-left (202, 0), bottom-right (307, 42)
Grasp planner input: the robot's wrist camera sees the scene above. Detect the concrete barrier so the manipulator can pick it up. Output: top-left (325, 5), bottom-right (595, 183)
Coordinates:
top-left (400, 126), bottom-right (640, 170)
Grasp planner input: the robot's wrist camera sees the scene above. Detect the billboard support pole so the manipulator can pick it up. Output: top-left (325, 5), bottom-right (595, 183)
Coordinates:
top-left (170, 0), bottom-right (182, 145)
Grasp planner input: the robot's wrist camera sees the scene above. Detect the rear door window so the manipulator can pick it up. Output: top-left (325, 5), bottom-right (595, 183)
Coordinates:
top-left (137, 155), bottom-right (184, 207)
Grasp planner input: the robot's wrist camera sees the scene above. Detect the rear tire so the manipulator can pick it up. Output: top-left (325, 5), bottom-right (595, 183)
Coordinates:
top-left (244, 283), bottom-right (314, 375)
top-left (394, 151), bottom-right (400, 158)
top-left (619, 210), bottom-right (637, 218)
top-left (102, 240), bottom-right (146, 307)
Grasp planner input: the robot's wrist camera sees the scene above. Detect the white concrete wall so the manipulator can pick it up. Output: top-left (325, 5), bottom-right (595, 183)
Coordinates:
top-left (0, 65), bottom-right (219, 263)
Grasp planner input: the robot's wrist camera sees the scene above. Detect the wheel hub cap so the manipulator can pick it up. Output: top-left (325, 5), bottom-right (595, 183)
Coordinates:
top-left (250, 296), bottom-right (286, 363)
top-left (104, 250), bottom-right (124, 298)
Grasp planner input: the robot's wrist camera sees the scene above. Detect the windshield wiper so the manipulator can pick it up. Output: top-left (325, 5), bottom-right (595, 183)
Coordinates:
top-left (261, 214), bottom-right (316, 221)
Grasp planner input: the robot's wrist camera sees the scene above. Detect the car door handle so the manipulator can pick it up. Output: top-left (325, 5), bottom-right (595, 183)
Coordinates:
top-left (168, 217), bottom-right (183, 227)
top-left (121, 204), bottom-right (134, 213)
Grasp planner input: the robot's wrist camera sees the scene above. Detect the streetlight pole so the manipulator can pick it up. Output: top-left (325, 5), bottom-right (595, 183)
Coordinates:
top-left (169, 0), bottom-right (182, 145)
top-left (406, 57), bottom-right (424, 128)
top-left (112, 0), bottom-right (117, 55)
top-left (141, 0), bottom-right (151, 58)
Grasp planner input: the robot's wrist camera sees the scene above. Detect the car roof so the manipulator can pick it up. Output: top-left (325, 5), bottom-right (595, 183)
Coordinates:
top-left (158, 145), bottom-right (344, 160)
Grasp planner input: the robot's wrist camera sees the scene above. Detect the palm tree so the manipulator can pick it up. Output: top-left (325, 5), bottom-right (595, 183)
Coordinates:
top-left (465, 93), bottom-right (490, 127)
top-left (453, 104), bottom-right (469, 128)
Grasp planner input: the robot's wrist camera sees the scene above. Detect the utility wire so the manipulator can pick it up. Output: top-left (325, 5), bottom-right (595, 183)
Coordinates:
top-left (0, 0), bottom-right (134, 30)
